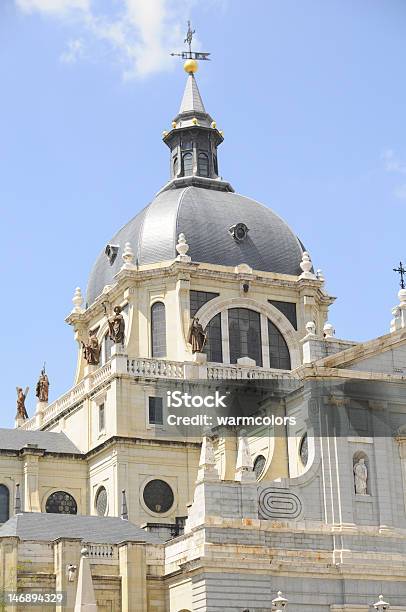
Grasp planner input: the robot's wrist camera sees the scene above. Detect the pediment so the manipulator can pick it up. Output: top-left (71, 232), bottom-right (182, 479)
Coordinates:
top-left (315, 328), bottom-right (406, 376)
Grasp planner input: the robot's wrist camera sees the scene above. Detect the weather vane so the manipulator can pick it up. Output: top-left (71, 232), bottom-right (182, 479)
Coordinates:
top-left (171, 21), bottom-right (210, 61)
top-left (393, 261), bottom-right (406, 289)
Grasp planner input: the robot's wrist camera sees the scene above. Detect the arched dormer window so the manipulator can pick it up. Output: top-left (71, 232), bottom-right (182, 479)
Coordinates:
top-left (151, 302), bottom-right (166, 358)
top-left (183, 152), bottom-right (193, 177)
top-left (0, 485), bottom-right (9, 523)
top-left (198, 152), bottom-right (209, 177)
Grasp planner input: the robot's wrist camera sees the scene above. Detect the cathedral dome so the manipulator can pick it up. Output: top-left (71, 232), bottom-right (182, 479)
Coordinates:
top-left (86, 67), bottom-right (306, 305)
top-left (86, 184), bottom-right (304, 304)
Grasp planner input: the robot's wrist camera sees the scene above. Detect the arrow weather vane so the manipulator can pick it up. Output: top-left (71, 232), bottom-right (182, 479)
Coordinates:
top-left (171, 21), bottom-right (211, 61)
top-left (393, 261), bottom-right (406, 289)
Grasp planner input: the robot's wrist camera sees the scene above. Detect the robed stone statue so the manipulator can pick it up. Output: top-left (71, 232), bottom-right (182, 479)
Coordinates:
top-left (353, 458), bottom-right (368, 495)
top-left (82, 329), bottom-right (101, 366)
top-left (188, 317), bottom-right (207, 353)
top-left (16, 386), bottom-right (29, 420)
top-left (36, 368), bottom-right (49, 403)
top-left (108, 306), bottom-right (125, 344)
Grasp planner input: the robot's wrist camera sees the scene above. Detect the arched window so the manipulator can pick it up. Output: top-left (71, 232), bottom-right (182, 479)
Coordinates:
top-left (198, 152), bottom-right (209, 177)
top-left (95, 486), bottom-right (108, 516)
top-left (173, 155), bottom-right (178, 177)
top-left (0, 485), bottom-right (9, 523)
top-left (183, 152), bottom-right (193, 176)
top-left (268, 319), bottom-right (291, 369)
top-left (204, 313), bottom-right (222, 363)
top-left (101, 332), bottom-right (113, 365)
top-left (46, 491), bottom-right (77, 514)
top-left (228, 308), bottom-right (262, 366)
top-left (151, 302), bottom-right (166, 358)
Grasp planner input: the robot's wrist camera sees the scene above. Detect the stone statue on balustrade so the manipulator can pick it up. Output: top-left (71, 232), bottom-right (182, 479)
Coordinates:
top-left (107, 305), bottom-right (125, 344)
top-left (16, 386), bottom-right (29, 420)
top-left (81, 329), bottom-right (101, 366)
top-left (353, 457), bottom-right (368, 495)
top-left (36, 367), bottom-right (49, 403)
top-left (188, 317), bottom-right (207, 353)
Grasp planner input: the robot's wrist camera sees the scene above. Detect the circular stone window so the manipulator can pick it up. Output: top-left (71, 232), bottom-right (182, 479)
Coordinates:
top-left (253, 455), bottom-right (266, 479)
top-left (45, 491), bottom-right (77, 515)
top-left (299, 433), bottom-right (308, 467)
top-left (95, 486), bottom-right (108, 516)
top-left (143, 479), bottom-right (174, 514)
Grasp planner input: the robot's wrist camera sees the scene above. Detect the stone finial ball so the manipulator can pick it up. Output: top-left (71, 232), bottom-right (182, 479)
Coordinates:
top-left (184, 59), bottom-right (198, 73)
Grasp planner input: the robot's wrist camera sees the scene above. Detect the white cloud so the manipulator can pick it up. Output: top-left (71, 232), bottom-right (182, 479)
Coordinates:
top-left (394, 184), bottom-right (406, 200)
top-left (15, 0), bottom-right (196, 78)
top-left (60, 38), bottom-right (84, 63)
top-left (16, 0), bottom-right (89, 15)
top-left (381, 149), bottom-right (406, 175)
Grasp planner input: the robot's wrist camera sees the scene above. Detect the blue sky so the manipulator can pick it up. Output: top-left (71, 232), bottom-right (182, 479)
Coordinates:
top-left (1, 0), bottom-right (406, 426)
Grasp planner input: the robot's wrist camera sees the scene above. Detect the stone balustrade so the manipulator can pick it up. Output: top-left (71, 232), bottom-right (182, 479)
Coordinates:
top-left (127, 358), bottom-right (184, 379)
top-left (20, 354), bottom-right (294, 431)
top-left (85, 543), bottom-right (117, 561)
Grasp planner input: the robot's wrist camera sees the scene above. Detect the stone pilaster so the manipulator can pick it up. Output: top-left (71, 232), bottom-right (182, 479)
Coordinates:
top-left (119, 543), bottom-right (147, 612)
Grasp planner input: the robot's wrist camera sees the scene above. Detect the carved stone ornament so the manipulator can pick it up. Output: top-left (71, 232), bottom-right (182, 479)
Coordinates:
top-left (108, 306), bottom-right (125, 344)
top-left (82, 329), bottom-right (101, 365)
top-left (16, 386), bottom-right (29, 420)
top-left (187, 317), bottom-right (207, 353)
top-left (36, 368), bottom-right (49, 403)
top-left (354, 458), bottom-right (368, 495)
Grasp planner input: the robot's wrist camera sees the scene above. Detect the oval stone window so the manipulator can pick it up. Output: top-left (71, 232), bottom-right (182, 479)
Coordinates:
top-left (253, 455), bottom-right (266, 479)
top-left (46, 491), bottom-right (77, 515)
top-left (95, 486), bottom-right (108, 516)
top-left (143, 479), bottom-right (174, 514)
top-left (299, 433), bottom-right (308, 467)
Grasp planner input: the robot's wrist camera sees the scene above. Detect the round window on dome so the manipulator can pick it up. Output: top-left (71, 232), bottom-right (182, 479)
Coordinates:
top-left (143, 479), bottom-right (174, 514)
top-left (95, 486), bottom-right (108, 516)
top-left (229, 223), bottom-right (249, 242)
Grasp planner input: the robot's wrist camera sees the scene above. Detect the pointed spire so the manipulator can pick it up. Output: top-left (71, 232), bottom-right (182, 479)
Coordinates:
top-left (14, 483), bottom-right (21, 514)
top-left (179, 73), bottom-right (206, 115)
top-left (121, 489), bottom-right (128, 520)
top-left (74, 547), bottom-right (97, 612)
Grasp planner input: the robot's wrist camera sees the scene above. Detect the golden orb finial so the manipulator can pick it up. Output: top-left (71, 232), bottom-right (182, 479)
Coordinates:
top-left (184, 58), bottom-right (198, 74)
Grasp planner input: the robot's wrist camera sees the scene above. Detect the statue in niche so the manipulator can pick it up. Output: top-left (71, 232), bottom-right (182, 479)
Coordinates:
top-left (67, 564), bottom-right (77, 582)
top-left (353, 457), bottom-right (368, 495)
top-left (36, 367), bottom-right (49, 403)
top-left (82, 329), bottom-right (101, 365)
top-left (108, 306), bottom-right (125, 344)
top-left (16, 387), bottom-right (29, 420)
top-left (188, 317), bottom-right (207, 353)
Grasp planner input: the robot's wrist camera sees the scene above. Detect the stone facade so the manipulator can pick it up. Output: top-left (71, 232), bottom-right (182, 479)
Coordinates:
top-left (2, 61), bottom-right (406, 612)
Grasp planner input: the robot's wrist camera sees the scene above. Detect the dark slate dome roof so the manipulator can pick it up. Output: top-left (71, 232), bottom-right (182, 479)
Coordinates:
top-left (87, 185), bottom-right (304, 304)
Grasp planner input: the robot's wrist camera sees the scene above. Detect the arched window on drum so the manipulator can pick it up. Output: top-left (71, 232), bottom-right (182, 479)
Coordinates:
top-left (268, 319), bottom-right (291, 369)
top-left (228, 308), bottom-right (262, 366)
top-left (204, 313), bottom-right (222, 363)
top-left (151, 302), bottom-right (166, 358)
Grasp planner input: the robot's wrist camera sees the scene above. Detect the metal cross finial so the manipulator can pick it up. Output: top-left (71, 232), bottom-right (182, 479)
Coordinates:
top-left (184, 20), bottom-right (195, 53)
top-left (393, 261), bottom-right (406, 289)
top-left (171, 21), bottom-right (211, 61)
